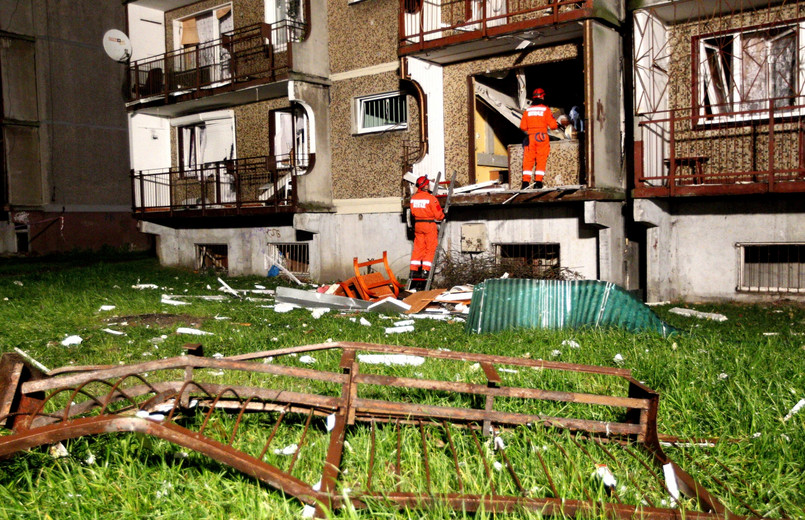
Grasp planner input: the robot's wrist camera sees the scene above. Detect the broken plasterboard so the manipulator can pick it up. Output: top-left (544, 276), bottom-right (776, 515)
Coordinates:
top-left (276, 287), bottom-right (371, 311)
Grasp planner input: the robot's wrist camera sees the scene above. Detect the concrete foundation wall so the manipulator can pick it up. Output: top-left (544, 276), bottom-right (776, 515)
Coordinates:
top-left (635, 198), bottom-right (805, 302)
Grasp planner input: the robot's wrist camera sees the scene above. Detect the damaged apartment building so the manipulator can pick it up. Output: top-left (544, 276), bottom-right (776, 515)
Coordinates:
top-left (124, 0), bottom-right (803, 302)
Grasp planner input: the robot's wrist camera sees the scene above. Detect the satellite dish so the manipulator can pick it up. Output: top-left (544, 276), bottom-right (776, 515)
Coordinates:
top-left (103, 29), bottom-right (132, 62)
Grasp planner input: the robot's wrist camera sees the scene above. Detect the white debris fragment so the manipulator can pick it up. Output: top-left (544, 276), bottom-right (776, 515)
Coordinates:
top-left (84, 451), bottom-right (96, 465)
top-left (176, 327), bottom-right (214, 336)
top-left (393, 319), bottom-right (415, 327)
top-left (752, 432), bottom-right (762, 438)
top-left (645, 301), bottom-right (670, 307)
top-left (562, 339), bottom-right (581, 349)
top-left (663, 463), bottom-right (681, 500)
top-left (255, 284), bottom-right (266, 290)
top-left (550, 350), bottom-right (561, 357)
top-left (718, 373), bottom-right (729, 380)
top-left (763, 332), bottom-right (780, 336)
top-left (385, 325), bottom-right (415, 334)
top-left (13, 280), bottom-right (23, 286)
top-left (302, 505), bottom-right (317, 518)
top-left (274, 444), bottom-right (298, 456)
top-left (359, 317), bottom-right (372, 326)
top-left (135, 410), bottom-right (165, 422)
top-left (131, 283), bottom-right (159, 290)
top-left (213, 352), bottom-right (224, 359)
top-left (61, 335), bottom-right (82, 346)
top-left (274, 303), bottom-right (299, 313)
top-left (499, 368), bottom-right (518, 374)
top-left (357, 354), bottom-right (425, 366)
top-left (13, 348), bottom-right (50, 373)
top-left (470, 363), bottom-right (480, 371)
top-left (155, 481), bottom-right (173, 500)
top-left (595, 464), bottom-right (617, 488)
top-left (299, 355), bottom-right (316, 364)
top-left (209, 370), bottom-right (224, 377)
top-left (214, 315), bottom-right (231, 320)
top-left (494, 437), bottom-right (506, 450)
top-left (310, 308), bottom-right (329, 319)
top-left (101, 328), bottom-right (126, 336)
top-left (217, 277), bottom-right (241, 298)
top-left (160, 296), bottom-right (190, 306)
top-left (783, 398), bottom-right (805, 422)
top-left (668, 307), bottom-right (728, 322)
top-left (613, 353), bottom-right (624, 364)
top-left (98, 305), bottom-right (116, 312)
top-left (781, 433), bottom-right (791, 442)
top-left (49, 442), bottom-right (70, 458)
top-left (493, 461), bottom-right (503, 471)
top-left (326, 413), bottom-right (336, 432)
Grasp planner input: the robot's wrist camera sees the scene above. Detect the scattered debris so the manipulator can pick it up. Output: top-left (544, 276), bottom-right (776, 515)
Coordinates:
top-left (49, 442), bottom-right (70, 458)
top-left (176, 327), bottom-right (214, 336)
top-left (13, 347), bottom-right (50, 374)
top-left (562, 339), bottom-right (581, 349)
top-left (276, 287), bottom-right (370, 312)
top-left (101, 328), bottom-right (126, 336)
top-left (273, 303), bottom-right (300, 313)
top-left (132, 283), bottom-right (159, 290)
top-left (161, 296), bottom-right (190, 306)
top-left (783, 398), bottom-right (805, 422)
top-left (668, 307), bottom-right (728, 322)
top-left (356, 354), bottom-right (424, 366)
top-left (368, 297), bottom-right (411, 314)
top-left (613, 353), bottom-right (624, 364)
top-left (594, 464), bottom-right (617, 489)
top-left (217, 277), bottom-right (241, 299)
top-left (98, 305), bottom-right (116, 312)
top-left (299, 355), bottom-right (316, 364)
top-left (310, 308), bottom-right (329, 319)
top-left (384, 325), bottom-right (414, 334)
top-left (274, 444), bottom-right (298, 456)
top-left (61, 335), bottom-right (82, 346)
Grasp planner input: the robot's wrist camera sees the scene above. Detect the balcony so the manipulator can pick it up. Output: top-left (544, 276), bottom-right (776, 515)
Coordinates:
top-left (399, 0), bottom-right (592, 61)
top-left (131, 154), bottom-right (312, 218)
top-left (128, 21), bottom-right (306, 103)
top-left (635, 103), bottom-right (805, 198)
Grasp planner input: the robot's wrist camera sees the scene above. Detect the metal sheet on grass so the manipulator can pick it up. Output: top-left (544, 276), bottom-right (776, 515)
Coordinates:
top-left (466, 279), bottom-right (675, 336)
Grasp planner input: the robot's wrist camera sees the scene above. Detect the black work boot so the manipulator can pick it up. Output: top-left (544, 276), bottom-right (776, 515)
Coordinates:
top-left (533, 180), bottom-right (543, 189)
top-left (521, 181), bottom-right (530, 190)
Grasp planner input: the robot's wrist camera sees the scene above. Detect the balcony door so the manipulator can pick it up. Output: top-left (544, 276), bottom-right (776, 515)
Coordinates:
top-left (266, 0), bottom-right (304, 51)
top-left (174, 111), bottom-right (237, 202)
top-left (176, 5), bottom-right (234, 85)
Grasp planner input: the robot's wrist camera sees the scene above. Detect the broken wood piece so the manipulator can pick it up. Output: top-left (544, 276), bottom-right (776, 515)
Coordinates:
top-left (402, 289), bottom-right (446, 314)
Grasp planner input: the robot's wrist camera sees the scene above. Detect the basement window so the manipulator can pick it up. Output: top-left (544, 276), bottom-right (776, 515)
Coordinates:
top-left (355, 92), bottom-right (408, 134)
top-left (196, 244), bottom-right (228, 272)
top-left (494, 243), bottom-right (560, 276)
top-left (268, 242), bottom-right (310, 278)
top-left (737, 243), bottom-right (805, 293)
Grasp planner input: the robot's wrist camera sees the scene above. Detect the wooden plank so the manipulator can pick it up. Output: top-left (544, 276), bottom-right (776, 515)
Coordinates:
top-left (402, 289), bottom-right (446, 314)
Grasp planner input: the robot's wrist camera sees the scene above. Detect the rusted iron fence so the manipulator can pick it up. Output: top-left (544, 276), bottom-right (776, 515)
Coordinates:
top-left (399, 0), bottom-right (590, 52)
top-left (131, 154), bottom-right (310, 215)
top-left (128, 21), bottom-right (305, 102)
top-left (636, 102), bottom-right (805, 197)
top-left (0, 341), bottom-right (780, 520)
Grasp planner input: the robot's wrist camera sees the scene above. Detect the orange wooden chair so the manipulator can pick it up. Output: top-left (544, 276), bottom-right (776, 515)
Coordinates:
top-left (341, 251), bottom-right (403, 301)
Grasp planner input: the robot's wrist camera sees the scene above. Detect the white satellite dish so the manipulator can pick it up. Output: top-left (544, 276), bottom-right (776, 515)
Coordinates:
top-left (103, 29), bottom-right (132, 62)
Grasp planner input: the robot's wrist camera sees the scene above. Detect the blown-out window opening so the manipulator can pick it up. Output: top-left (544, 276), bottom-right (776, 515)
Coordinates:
top-left (494, 243), bottom-right (561, 273)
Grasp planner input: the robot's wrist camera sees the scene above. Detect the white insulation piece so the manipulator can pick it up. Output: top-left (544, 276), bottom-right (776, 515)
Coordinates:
top-left (663, 463), bottom-right (681, 500)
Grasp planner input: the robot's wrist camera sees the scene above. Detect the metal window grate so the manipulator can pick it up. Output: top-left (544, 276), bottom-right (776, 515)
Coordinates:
top-left (357, 92), bottom-right (408, 133)
top-left (196, 244), bottom-right (228, 272)
top-left (737, 243), bottom-right (805, 293)
top-left (494, 243), bottom-right (560, 276)
top-left (268, 242), bottom-right (310, 277)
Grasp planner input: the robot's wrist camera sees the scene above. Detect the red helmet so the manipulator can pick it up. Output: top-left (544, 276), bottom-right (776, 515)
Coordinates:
top-left (532, 87), bottom-right (545, 100)
top-left (416, 176), bottom-right (429, 190)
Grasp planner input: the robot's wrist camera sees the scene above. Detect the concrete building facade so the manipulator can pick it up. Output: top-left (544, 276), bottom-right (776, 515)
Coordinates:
top-left (0, 0), bottom-right (150, 254)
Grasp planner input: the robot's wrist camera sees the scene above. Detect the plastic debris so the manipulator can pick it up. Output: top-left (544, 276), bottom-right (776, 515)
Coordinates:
top-left (176, 327), bottom-right (214, 336)
top-left (161, 296), bottom-right (190, 306)
top-left (274, 444), bottom-right (298, 456)
top-left (61, 335), bottom-right (82, 346)
top-left (783, 398), bottom-right (805, 422)
top-left (274, 303), bottom-right (299, 313)
top-left (310, 308), bottom-right (329, 319)
top-left (217, 277), bottom-right (241, 299)
top-left (357, 354), bottom-right (425, 366)
top-left (299, 355), bottom-right (316, 364)
top-left (326, 413), bottom-right (336, 432)
top-left (135, 410), bottom-right (165, 422)
top-left (385, 325), bottom-right (414, 334)
top-left (101, 328), bottom-right (126, 336)
top-left (562, 339), bottom-right (581, 349)
top-left (213, 353), bottom-right (224, 359)
top-left (393, 319), bottom-right (415, 327)
top-left (302, 505), bottom-right (316, 518)
top-left (368, 297), bottom-right (411, 313)
top-left (49, 442), bottom-right (70, 458)
top-left (613, 353), bottom-right (624, 364)
top-left (663, 463), bottom-right (680, 500)
top-left (668, 307), bottom-right (728, 322)
top-left (98, 305), bottom-right (116, 312)
top-left (718, 373), bottom-right (729, 380)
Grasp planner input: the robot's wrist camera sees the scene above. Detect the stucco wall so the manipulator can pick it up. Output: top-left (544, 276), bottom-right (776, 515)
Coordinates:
top-left (443, 43), bottom-right (580, 187)
top-left (327, 0), bottom-right (398, 73)
top-left (635, 197), bottom-right (805, 302)
top-left (330, 71), bottom-right (420, 199)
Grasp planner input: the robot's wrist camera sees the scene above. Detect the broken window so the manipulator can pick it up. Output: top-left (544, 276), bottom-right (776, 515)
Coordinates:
top-left (737, 243), bottom-right (804, 293)
top-left (697, 23), bottom-right (803, 119)
top-left (271, 107), bottom-right (309, 171)
top-left (196, 244), bottom-right (228, 272)
top-left (355, 92), bottom-right (408, 134)
top-left (174, 111), bottom-right (236, 179)
top-left (495, 243), bottom-right (560, 277)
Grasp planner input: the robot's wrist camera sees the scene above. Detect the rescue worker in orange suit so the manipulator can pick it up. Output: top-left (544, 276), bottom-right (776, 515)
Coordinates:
top-left (519, 87), bottom-right (559, 190)
top-left (409, 175), bottom-right (445, 285)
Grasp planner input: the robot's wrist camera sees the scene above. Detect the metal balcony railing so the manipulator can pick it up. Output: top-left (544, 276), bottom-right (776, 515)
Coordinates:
top-left (131, 154), bottom-right (311, 216)
top-left (399, 0), bottom-right (590, 53)
top-left (635, 101), bottom-right (805, 197)
top-left (128, 21), bottom-right (306, 102)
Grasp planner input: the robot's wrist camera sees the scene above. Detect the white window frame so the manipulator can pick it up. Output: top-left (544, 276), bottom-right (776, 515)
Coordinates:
top-left (354, 92), bottom-right (409, 135)
top-left (696, 21), bottom-right (805, 124)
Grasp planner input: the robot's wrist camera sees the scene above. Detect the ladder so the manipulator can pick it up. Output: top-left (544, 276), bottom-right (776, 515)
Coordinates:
top-left (406, 171), bottom-right (457, 291)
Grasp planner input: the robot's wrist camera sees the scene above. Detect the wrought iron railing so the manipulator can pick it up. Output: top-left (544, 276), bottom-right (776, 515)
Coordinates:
top-left (399, 0), bottom-right (590, 52)
top-left (131, 154), bottom-right (311, 215)
top-left (635, 101), bottom-right (805, 197)
top-left (128, 21), bottom-right (306, 102)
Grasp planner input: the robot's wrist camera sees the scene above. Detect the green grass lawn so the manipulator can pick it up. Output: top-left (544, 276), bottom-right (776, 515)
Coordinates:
top-left (0, 254), bottom-right (803, 519)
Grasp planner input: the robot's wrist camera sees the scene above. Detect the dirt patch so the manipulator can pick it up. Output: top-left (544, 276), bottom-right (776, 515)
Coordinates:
top-left (109, 314), bottom-right (203, 328)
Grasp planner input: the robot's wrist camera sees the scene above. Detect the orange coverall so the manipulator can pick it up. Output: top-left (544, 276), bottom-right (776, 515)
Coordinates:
top-left (409, 188), bottom-right (445, 274)
top-left (519, 103), bottom-right (558, 184)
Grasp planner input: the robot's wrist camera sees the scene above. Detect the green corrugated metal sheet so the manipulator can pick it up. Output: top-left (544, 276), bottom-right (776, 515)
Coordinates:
top-left (465, 279), bottom-right (676, 336)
